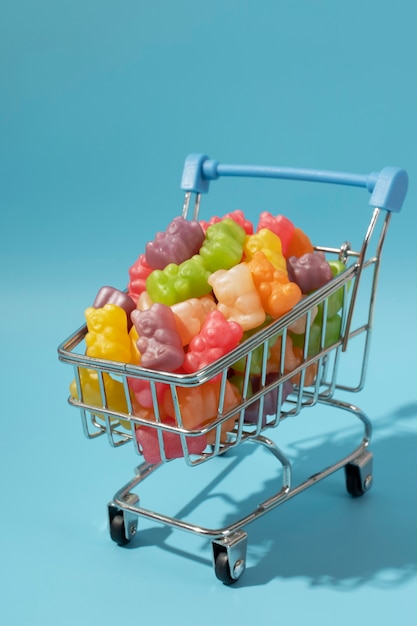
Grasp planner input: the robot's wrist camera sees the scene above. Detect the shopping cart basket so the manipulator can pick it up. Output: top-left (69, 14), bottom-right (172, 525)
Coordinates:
top-left (57, 154), bottom-right (408, 584)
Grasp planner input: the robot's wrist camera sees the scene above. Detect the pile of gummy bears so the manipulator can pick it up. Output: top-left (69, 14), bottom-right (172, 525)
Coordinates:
top-left (70, 209), bottom-right (346, 463)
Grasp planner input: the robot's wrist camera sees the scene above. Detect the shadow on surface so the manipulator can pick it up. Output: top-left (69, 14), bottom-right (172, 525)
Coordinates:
top-left (121, 402), bottom-right (417, 589)
top-left (232, 401), bottom-right (417, 588)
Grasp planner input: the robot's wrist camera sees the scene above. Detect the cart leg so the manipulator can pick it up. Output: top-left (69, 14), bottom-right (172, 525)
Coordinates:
top-left (212, 530), bottom-right (248, 585)
top-left (108, 493), bottom-right (140, 546)
top-left (345, 450), bottom-right (373, 497)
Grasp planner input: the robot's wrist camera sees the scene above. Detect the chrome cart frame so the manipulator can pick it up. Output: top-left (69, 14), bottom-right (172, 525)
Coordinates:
top-left (58, 154), bottom-right (407, 584)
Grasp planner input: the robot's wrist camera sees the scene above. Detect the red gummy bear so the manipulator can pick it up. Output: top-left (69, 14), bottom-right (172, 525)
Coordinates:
top-left (128, 254), bottom-right (153, 303)
top-left (183, 310), bottom-right (243, 378)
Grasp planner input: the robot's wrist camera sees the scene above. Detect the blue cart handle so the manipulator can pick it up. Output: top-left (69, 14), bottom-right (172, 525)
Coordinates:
top-left (180, 153), bottom-right (408, 213)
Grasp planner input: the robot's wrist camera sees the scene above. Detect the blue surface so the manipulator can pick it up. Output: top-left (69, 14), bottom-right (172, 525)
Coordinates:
top-left (1, 1), bottom-right (417, 624)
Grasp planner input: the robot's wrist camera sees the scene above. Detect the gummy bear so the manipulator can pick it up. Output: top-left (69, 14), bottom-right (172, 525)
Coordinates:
top-left (285, 227), bottom-right (314, 259)
top-left (183, 310), bottom-right (243, 377)
top-left (199, 218), bottom-right (246, 272)
top-left (135, 417), bottom-right (208, 464)
top-left (200, 210), bottom-right (254, 236)
top-left (208, 263), bottom-right (266, 331)
top-left (128, 254), bottom-right (153, 303)
top-left (171, 295), bottom-right (217, 346)
top-left (244, 228), bottom-right (287, 273)
top-left (163, 379), bottom-right (242, 445)
top-left (92, 286), bottom-right (136, 331)
top-left (256, 212), bottom-right (295, 257)
top-left (145, 216), bottom-right (205, 270)
top-left (243, 375), bottom-right (293, 426)
top-left (247, 251), bottom-right (302, 319)
top-left (146, 255), bottom-right (212, 306)
top-left (70, 368), bottom-right (131, 429)
top-left (131, 303), bottom-right (185, 371)
top-left (85, 304), bottom-right (133, 363)
top-left (286, 251), bottom-right (333, 294)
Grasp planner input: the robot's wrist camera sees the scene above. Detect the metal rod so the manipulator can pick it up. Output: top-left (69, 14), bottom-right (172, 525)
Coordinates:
top-left (112, 398), bottom-right (371, 539)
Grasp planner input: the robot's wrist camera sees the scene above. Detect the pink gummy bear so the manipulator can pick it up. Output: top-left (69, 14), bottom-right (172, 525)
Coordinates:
top-left (183, 310), bottom-right (243, 376)
top-left (136, 418), bottom-right (207, 464)
top-left (128, 377), bottom-right (169, 409)
top-left (257, 212), bottom-right (295, 256)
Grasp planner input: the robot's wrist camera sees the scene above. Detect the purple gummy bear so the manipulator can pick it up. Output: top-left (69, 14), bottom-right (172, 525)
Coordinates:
top-left (131, 303), bottom-right (185, 371)
top-left (92, 286), bottom-right (136, 330)
top-left (244, 375), bottom-right (293, 426)
top-left (287, 251), bottom-right (333, 294)
top-left (145, 216), bottom-right (205, 270)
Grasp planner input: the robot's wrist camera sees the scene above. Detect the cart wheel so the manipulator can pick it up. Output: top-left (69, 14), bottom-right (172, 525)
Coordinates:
top-left (345, 453), bottom-right (373, 498)
top-left (110, 513), bottom-right (130, 546)
top-left (214, 550), bottom-right (246, 585)
top-left (214, 552), bottom-right (239, 585)
top-left (212, 530), bottom-right (247, 585)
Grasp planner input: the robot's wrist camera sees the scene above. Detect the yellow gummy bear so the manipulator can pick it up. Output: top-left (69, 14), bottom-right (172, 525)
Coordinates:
top-left (70, 368), bottom-right (131, 429)
top-left (84, 303), bottom-right (133, 363)
top-left (244, 228), bottom-right (287, 273)
top-left (129, 325), bottom-right (141, 364)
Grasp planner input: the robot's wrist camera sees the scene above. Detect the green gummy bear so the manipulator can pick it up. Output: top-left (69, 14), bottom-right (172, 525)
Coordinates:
top-left (146, 254), bottom-right (212, 306)
top-left (291, 313), bottom-right (342, 357)
top-left (199, 218), bottom-right (246, 272)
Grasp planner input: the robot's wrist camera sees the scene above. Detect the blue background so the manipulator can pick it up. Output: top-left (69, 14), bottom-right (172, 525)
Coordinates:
top-left (1, 1), bottom-right (416, 624)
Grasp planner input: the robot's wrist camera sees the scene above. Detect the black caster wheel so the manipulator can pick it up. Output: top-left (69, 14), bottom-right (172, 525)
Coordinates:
top-left (212, 530), bottom-right (247, 585)
top-left (109, 513), bottom-right (130, 546)
top-left (345, 451), bottom-right (373, 497)
top-left (214, 552), bottom-right (238, 585)
top-left (214, 550), bottom-right (245, 585)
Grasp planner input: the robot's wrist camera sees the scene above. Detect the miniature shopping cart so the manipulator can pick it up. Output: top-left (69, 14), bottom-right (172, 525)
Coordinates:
top-left (58, 154), bottom-right (408, 584)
